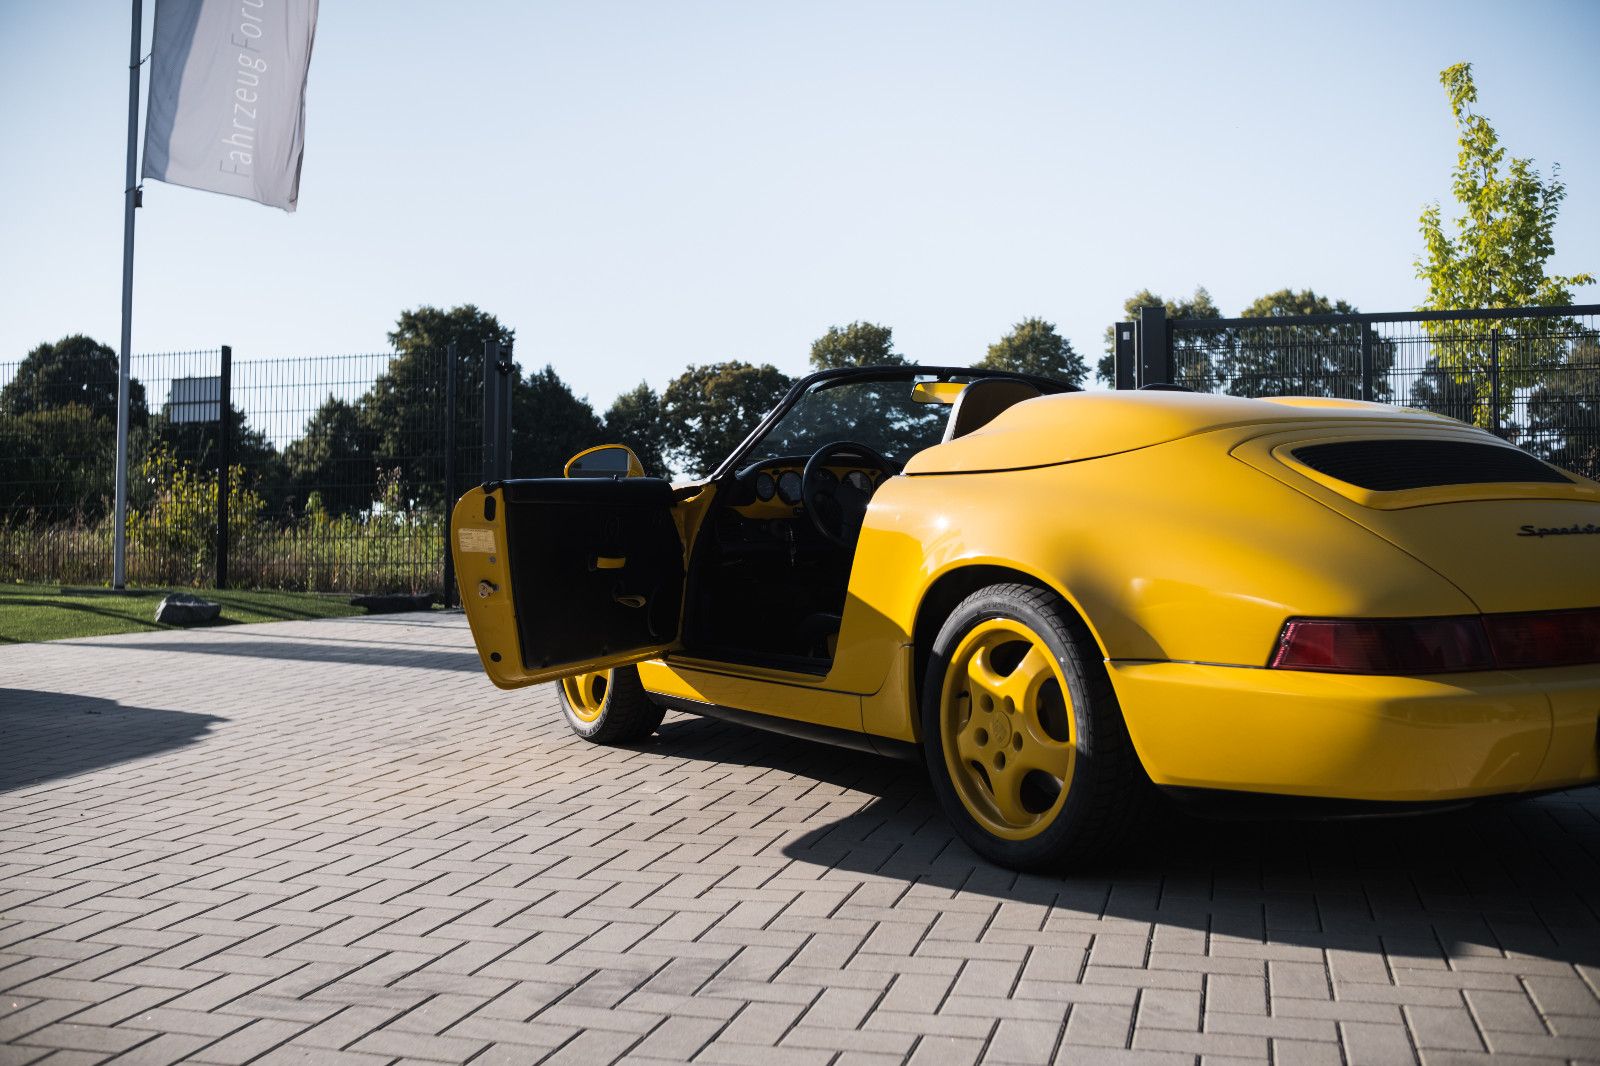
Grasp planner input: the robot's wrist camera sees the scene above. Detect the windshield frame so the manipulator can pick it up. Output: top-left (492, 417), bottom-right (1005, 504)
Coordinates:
top-left (707, 364), bottom-right (1075, 483)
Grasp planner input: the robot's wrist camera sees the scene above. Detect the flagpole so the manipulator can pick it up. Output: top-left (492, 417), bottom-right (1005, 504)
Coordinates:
top-left (113, 0), bottom-right (143, 589)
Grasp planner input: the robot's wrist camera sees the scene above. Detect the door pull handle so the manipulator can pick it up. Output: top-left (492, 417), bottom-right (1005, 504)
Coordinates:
top-left (613, 593), bottom-right (647, 609)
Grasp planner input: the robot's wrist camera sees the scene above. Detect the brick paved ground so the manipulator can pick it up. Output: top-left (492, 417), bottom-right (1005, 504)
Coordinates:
top-left (1, 613), bottom-right (1597, 1066)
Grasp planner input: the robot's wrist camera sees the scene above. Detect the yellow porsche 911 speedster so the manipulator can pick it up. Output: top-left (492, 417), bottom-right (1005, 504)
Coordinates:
top-left (450, 365), bottom-right (1600, 870)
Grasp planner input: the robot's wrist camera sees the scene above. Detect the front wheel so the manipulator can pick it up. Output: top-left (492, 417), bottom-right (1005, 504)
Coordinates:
top-left (921, 583), bottom-right (1147, 871)
top-left (558, 665), bottom-right (664, 743)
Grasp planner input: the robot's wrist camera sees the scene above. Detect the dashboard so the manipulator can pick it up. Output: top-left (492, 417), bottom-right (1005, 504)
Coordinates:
top-left (726, 457), bottom-right (887, 519)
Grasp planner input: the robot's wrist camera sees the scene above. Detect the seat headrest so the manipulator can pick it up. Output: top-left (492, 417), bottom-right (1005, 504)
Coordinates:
top-left (941, 378), bottom-right (1043, 442)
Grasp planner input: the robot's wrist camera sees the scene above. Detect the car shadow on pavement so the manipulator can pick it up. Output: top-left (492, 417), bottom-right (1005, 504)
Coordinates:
top-left (66, 636), bottom-right (484, 672)
top-left (650, 715), bottom-right (1600, 970)
top-left (0, 688), bottom-right (226, 792)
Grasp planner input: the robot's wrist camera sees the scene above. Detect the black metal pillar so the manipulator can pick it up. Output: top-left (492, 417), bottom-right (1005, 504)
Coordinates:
top-left (498, 343), bottom-right (513, 480)
top-left (216, 345), bottom-right (232, 590)
top-left (1113, 322), bottom-right (1136, 390)
top-left (482, 340), bottom-right (513, 483)
top-left (1489, 328), bottom-right (1501, 435)
top-left (442, 343), bottom-right (458, 608)
top-left (1137, 305), bottom-right (1170, 387)
top-left (1359, 326), bottom-right (1374, 403)
top-left (482, 340), bottom-right (497, 483)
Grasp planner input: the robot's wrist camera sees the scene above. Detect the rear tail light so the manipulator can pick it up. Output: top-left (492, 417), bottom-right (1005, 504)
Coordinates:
top-left (1270, 618), bottom-right (1493, 674)
top-left (1270, 608), bottom-right (1600, 674)
top-left (1483, 608), bottom-right (1600, 669)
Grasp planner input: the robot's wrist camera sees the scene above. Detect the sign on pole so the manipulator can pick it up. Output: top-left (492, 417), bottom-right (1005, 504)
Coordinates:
top-left (142, 0), bottom-right (318, 212)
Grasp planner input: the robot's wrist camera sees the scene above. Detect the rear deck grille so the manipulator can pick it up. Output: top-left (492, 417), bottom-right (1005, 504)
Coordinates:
top-left (1291, 439), bottom-right (1570, 492)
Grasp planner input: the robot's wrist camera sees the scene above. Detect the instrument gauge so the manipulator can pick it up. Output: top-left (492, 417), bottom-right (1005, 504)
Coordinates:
top-left (777, 470), bottom-right (803, 505)
top-left (816, 468), bottom-right (838, 488)
top-left (754, 472), bottom-right (776, 501)
top-left (846, 471), bottom-right (872, 492)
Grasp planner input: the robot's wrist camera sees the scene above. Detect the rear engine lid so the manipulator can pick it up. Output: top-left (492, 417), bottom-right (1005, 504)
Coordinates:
top-left (1234, 427), bottom-right (1600, 614)
top-left (903, 390), bottom-right (1448, 475)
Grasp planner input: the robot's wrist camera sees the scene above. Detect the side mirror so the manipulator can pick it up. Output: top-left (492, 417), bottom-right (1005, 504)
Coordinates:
top-left (564, 444), bottom-right (645, 479)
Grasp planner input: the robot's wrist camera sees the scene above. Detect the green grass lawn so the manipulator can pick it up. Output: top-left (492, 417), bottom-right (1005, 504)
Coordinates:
top-left (0, 583), bottom-right (370, 644)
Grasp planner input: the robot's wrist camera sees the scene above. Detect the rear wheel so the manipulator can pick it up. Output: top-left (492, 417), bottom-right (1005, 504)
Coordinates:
top-left (921, 583), bottom-right (1146, 871)
top-left (558, 665), bottom-right (664, 743)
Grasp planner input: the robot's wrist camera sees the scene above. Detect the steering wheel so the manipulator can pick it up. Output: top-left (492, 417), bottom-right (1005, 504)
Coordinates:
top-left (801, 441), bottom-right (897, 549)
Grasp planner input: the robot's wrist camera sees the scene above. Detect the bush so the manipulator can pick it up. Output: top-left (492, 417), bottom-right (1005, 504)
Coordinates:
top-left (0, 447), bottom-right (445, 594)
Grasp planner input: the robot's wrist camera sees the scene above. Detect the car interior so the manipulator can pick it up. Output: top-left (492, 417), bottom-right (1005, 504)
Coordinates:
top-left (681, 375), bottom-right (1045, 673)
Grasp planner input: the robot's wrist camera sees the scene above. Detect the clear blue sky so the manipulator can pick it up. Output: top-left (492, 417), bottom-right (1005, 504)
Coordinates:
top-left (2, 0), bottom-right (1597, 413)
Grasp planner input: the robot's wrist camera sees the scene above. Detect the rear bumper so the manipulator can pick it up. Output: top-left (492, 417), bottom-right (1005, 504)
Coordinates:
top-left (1109, 661), bottom-right (1600, 802)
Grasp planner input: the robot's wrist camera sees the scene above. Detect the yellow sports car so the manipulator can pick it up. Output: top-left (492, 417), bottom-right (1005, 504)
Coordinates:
top-left (450, 365), bottom-right (1600, 870)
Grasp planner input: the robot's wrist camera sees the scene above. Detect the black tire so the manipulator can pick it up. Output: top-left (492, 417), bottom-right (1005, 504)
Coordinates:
top-left (920, 582), bottom-right (1148, 871)
top-left (558, 665), bottom-right (665, 744)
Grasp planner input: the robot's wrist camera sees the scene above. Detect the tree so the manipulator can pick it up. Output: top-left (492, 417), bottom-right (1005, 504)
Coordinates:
top-left (511, 365), bottom-right (605, 478)
top-left (0, 405), bottom-right (117, 517)
top-left (809, 321), bottom-right (903, 370)
top-left (976, 318), bottom-right (1086, 386)
top-left (1409, 358), bottom-right (1481, 425)
top-left (283, 397), bottom-right (377, 517)
top-left (603, 383), bottom-right (670, 478)
top-left (149, 404), bottom-right (288, 517)
top-left (1416, 62), bottom-right (1594, 426)
top-left (364, 304), bottom-right (515, 507)
top-left (662, 361), bottom-right (794, 477)
top-left (1223, 288), bottom-right (1394, 400)
top-left (1097, 288), bottom-right (1224, 389)
top-left (1525, 334), bottom-right (1600, 479)
top-left (1, 334), bottom-right (147, 427)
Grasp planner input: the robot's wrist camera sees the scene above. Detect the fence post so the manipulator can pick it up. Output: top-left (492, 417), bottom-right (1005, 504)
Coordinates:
top-left (1113, 322), bottom-right (1136, 390)
top-left (498, 343), bottom-right (513, 479)
top-left (443, 343), bottom-right (457, 608)
top-left (482, 340), bottom-right (513, 483)
top-left (1137, 305), bottom-right (1169, 387)
top-left (1489, 328), bottom-right (1501, 436)
top-left (482, 340), bottom-right (498, 483)
top-left (215, 344), bottom-right (232, 590)
top-left (1359, 325), bottom-right (1374, 403)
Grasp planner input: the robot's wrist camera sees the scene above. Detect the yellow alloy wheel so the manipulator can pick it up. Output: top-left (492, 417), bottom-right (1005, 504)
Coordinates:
top-left (560, 670), bottom-right (609, 723)
top-left (939, 617), bottom-right (1076, 842)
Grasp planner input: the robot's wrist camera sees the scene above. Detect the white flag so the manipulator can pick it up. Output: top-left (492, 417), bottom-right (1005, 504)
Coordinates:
top-left (142, 0), bottom-right (318, 212)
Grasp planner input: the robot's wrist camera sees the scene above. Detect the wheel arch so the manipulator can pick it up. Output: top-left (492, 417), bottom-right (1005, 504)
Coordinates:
top-left (908, 560), bottom-right (1110, 738)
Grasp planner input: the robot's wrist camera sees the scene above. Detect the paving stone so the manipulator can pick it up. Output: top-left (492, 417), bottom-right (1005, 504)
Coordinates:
top-left (1207, 973), bottom-right (1268, 1016)
top-left (1340, 1019), bottom-right (1418, 1064)
top-left (1406, 1004), bottom-right (1487, 1052)
top-left (1271, 1037), bottom-right (1345, 1066)
top-left (984, 1017), bottom-right (1061, 1062)
top-left (1134, 987), bottom-right (1201, 1032)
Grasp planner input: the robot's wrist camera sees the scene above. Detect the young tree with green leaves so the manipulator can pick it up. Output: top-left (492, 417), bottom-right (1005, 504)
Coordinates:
top-left (976, 318), bottom-right (1086, 386)
top-left (1416, 62), bottom-right (1594, 426)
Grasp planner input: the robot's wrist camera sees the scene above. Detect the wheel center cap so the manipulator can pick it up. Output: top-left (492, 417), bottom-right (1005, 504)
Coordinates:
top-left (990, 713), bottom-right (1013, 748)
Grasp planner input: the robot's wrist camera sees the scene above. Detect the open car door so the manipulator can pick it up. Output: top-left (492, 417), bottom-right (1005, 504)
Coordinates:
top-left (450, 477), bottom-right (687, 688)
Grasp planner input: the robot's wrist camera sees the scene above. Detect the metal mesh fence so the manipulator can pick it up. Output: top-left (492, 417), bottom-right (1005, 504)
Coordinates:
top-left (0, 344), bottom-right (481, 594)
top-left (1164, 306), bottom-right (1600, 480)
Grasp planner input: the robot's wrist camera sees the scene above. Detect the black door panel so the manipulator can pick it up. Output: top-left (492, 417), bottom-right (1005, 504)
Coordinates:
top-left (502, 478), bottom-right (685, 673)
